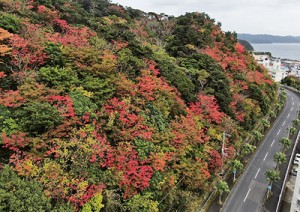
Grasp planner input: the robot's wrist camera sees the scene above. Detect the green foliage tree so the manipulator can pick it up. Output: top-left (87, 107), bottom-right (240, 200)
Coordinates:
top-left (0, 12), bottom-right (21, 33)
top-left (268, 110), bottom-right (276, 118)
top-left (0, 105), bottom-right (21, 137)
top-left (231, 159), bottom-right (243, 181)
top-left (82, 193), bottom-right (105, 212)
top-left (274, 152), bottom-right (286, 169)
top-left (265, 169), bottom-right (280, 185)
top-left (290, 127), bottom-right (297, 135)
top-left (70, 90), bottom-right (97, 116)
top-left (166, 13), bottom-right (214, 57)
top-left (126, 192), bottom-right (159, 212)
top-left (252, 130), bottom-right (263, 143)
top-left (261, 119), bottom-right (270, 129)
top-left (151, 47), bottom-right (196, 102)
top-left (206, 68), bottom-right (233, 116)
top-left (281, 76), bottom-right (300, 90)
top-left (248, 84), bottom-right (271, 115)
top-left (265, 169), bottom-right (280, 197)
top-left (117, 48), bottom-right (145, 77)
top-left (82, 75), bottom-right (116, 106)
top-left (216, 180), bottom-right (230, 205)
top-left (15, 101), bottom-right (62, 135)
top-left (279, 137), bottom-right (291, 151)
top-left (38, 66), bottom-right (79, 90)
top-left (241, 143), bottom-right (256, 156)
top-left (293, 119), bottom-right (300, 127)
top-left (44, 42), bottom-right (64, 67)
top-left (0, 165), bottom-right (74, 211)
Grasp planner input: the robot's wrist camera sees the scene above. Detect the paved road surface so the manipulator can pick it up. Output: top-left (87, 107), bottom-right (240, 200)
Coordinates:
top-left (221, 89), bottom-right (300, 212)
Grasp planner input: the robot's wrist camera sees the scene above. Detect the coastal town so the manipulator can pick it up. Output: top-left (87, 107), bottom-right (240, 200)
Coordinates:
top-left (253, 53), bottom-right (300, 82)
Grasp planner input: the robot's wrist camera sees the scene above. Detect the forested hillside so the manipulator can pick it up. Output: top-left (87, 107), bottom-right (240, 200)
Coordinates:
top-left (0, 0), bottom-right (277, 211)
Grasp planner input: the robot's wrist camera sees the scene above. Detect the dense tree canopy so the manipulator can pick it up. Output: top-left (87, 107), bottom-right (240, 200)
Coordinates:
top-left (0, 0), bottom-right (277, 211)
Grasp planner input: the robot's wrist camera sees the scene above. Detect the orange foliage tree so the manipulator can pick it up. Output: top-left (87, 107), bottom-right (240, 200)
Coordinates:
top-left (0, 28), bottom-right (11, 56)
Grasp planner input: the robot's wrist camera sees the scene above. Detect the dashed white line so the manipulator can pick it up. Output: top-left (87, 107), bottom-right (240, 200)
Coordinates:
top-left (271, 139), bottom-right (275, 146)
top-left (293, 101), bottom-right (295, 106)
top-left (277, 129), bottom-right (281, 135)
top-left (291, 108), bottom-right (294, 112)
top-left (255, 168), bottom-right (261, 179)
top-left (264, 152), bottom-right (269, 161)
top-left (282, 121), bottom-right (286, 126)
top-left (287, 113), bottom-right (291, 118)
top-left (244, 188), bottom-right (251, 202)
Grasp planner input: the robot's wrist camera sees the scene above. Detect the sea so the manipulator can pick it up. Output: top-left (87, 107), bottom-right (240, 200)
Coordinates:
top-left (251, 43), bottom-right (300, 61)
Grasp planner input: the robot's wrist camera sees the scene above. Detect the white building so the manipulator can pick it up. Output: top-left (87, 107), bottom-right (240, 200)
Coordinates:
top-left (253, 54), bottom-right (270, 67)
top-left (253, 53), bottom-right (287, 82)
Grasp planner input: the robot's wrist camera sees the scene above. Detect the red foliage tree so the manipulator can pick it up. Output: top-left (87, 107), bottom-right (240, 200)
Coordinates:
top-left (47, 18), bottom-right (96, 48)
top-left (190, 95), bottom-right (225, 124)
top-left (208, 149), bottom-right (222, 172)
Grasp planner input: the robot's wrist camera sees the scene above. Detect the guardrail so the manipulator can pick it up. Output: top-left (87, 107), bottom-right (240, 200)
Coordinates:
top-left (275, 129), bottom-right (300, 211)
top-left (282, 85), bottom-right (300, 96)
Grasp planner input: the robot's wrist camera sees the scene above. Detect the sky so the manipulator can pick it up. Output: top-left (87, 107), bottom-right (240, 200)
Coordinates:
top-left (111, 0), bottom-right (300, 36)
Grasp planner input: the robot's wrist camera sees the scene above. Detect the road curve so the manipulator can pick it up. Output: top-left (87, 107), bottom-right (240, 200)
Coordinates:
top-left (221, 89), bottom-right (300, 212)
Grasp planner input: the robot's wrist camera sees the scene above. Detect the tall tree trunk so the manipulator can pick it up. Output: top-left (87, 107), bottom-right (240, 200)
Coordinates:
top-left (218, 192), bottom-right (223, 205)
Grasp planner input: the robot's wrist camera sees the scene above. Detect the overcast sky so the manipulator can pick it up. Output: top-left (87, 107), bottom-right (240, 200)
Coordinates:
top-left (111, 0), bottom-right (300, 36)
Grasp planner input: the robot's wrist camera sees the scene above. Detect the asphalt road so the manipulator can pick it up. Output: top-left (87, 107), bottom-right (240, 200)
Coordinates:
top-left (221, 89), bottom-right (300, 212)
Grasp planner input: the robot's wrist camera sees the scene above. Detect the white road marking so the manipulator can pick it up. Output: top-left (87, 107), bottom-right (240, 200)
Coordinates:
top-left (264, 152), bottom-right (269, 161)
top-left (244, 188), bottom-right (251, 202)
top-left (255, 168), bottom-right (260, 179)
top-left (282, 121), bottom-right (286, 126)
top-left (293, 101), bottom-right (295, 106)
top-left (291, 108), bottom-right (294, 112)
top-left (277, 129), bottom-right (281, 135)
top-left (287, 113), bottom-right (291, 118)
top-left (271, 139), bottom-right (275, 146)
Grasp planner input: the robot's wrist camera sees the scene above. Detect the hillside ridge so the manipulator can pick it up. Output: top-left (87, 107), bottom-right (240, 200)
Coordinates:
top-left (238, 33), bottom-right (300, 43)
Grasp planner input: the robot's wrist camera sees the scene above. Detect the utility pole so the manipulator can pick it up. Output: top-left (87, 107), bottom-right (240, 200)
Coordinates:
top-left (221, 132), bottom-right (231, 179)
top-left (221, 132), bottom-right (225, 178)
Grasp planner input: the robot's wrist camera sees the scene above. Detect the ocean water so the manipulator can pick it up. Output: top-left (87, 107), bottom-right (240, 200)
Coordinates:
top-left (251, 43), bottom-right (300, 61)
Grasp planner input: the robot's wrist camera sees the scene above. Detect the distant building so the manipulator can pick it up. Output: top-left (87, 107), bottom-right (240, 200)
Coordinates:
top-left (253, 54), bottom-right (270, 67)
top-left (253, 53), bottom-right (287, 82)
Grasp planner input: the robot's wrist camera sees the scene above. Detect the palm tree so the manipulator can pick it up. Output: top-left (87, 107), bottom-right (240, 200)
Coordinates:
top-left (275, 102), bottom-right (282, 109)
top-left (252, 130), bottom-right (263, 144)
top-left (216, 180), bottom-right (230, 205)
top-left (279, 137), bottom-right (291, 151)
top-left (261, 119), bottom-right (270, 129)
top-left (241, 143), bottom-right (256, 156)
top-left (265, 169), bottom-right (280, 198)
top-left (231, 159), bottom-right (243, 181)
top-left (274, 152), bottom-right (286, 169)
top-left (281, 94), bottom-right (287, 101)
top-left (268, 110), bottom-right (276, 118)
top-left (290, 127), bottom-right (297, 135)
top-left (292, 119), bottom-right (300, 127)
